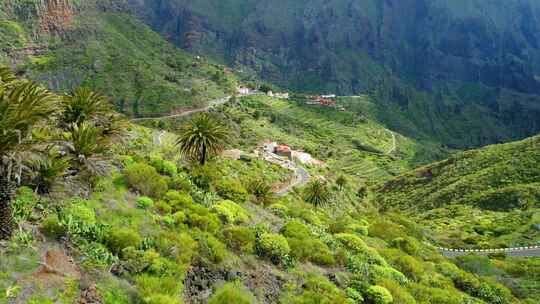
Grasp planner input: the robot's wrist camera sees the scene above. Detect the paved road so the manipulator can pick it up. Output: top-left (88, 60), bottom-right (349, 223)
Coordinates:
top-left (131, 96), bottom-right (232, 122)
top-left (386, 130), bottom-right (396, 155)
top-left (276, 167), bottom-right (310, 196)
top-left (439, 247), bottom-right (540, 258)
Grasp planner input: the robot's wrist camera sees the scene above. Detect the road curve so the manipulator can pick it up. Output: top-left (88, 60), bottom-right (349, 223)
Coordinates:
top-left (438, 246), bottom-right (540, 258)
top-left (131, 96), bottom-right (232, 122)
top-left (276, 167), bottom-right (310, 196)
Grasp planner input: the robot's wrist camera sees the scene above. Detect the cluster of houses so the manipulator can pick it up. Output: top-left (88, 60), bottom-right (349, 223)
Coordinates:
top-left (259, 140), bottom-right (324, 167)
top-left (236, 86), bottom-right (290, 99)
top-left (305, 94), bottom-right (346, 111)
top-left (266, 91), bottom-right (290, 99)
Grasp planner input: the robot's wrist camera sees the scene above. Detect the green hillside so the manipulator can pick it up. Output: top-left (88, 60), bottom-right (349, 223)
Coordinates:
top-left (374, 135), bottom-right (540, 249)
top-left (0, 0), bottom-right (237, 117)
top-left (2, 69), bottom-right (539, 303)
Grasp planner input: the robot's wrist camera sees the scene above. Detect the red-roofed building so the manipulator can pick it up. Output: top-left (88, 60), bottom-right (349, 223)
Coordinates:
top-left (275, 145), bottom-right (292, 160)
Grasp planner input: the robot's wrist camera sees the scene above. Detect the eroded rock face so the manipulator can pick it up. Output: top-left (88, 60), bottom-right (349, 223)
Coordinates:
top-left (127, 0), bottom-right (540, 95)
top-left (35, 0), bottom-right (77, 36)
top-left (184, 265), bottom-right (285, 304)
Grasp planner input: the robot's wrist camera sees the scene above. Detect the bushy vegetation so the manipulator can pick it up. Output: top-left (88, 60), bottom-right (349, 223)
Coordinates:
top-left (374, 135), bottom-right (540, 248)
top-left (0, 69), bottom-right (538, 304)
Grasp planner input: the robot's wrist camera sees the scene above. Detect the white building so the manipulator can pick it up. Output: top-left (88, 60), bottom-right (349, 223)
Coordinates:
top-left (263, 141), bottom-right (278, 154)
top-left (237, 86), bottom-right (250, 95)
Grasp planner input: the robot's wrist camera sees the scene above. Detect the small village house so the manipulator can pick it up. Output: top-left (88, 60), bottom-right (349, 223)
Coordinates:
top-left (275, 145), bottom-right (293, 160)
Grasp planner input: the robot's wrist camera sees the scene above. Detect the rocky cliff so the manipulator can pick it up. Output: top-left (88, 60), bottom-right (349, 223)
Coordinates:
top-left (127, 0), bottom-right (540, 95)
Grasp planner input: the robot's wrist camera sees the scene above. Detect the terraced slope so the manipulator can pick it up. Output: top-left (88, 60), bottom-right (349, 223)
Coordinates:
top-left (212, 94), bottom-right (448, 184)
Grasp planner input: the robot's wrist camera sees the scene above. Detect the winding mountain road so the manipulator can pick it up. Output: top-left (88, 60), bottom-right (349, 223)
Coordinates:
top-left (276, 167), bottom-right (310, 196)
top-left (386, 130), bottom-right (396, 155)
top-left (438, 246), bottom-right (540, 258)
top-left (131, 96), bottom-right (232, 122)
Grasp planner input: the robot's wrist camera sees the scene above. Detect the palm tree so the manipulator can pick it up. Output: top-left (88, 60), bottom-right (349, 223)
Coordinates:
top-left (61, 87), bottom-right (111, 126)
top-left (303, 179), bottom-right (331, 207)
top-left (0, 67), bottom-right (57, 239)
top-left (176, 113), bottom-right (229, 165)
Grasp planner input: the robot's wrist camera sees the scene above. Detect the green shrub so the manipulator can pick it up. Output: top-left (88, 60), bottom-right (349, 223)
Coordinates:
top-left (155, 200), bottom-right (172, 214)
top-left (370, 265), bottom-right (408, 285)
top-left (194, 232), bottom-right (228, 264)
top-left (287, 274), bottom-right (351, 304)
top-left (347, 224), bottom-right (369, 236)
top-left (369, 220), bottom-right (405, 241)
top-left (150, 156), bottom-right (178, 176)
top-left (335, 233), bottom-right (369, 253)
top-left (40, 215), bottom-right (66, 239)
top-left (12, 186), bottom-right (39, 222)
top-left (208, 282), bottom-right (255, 304)
top-left (162, 215), bottom-right (176, 226)
top-left (268, 203), bottom-right (288, 217)
top-left (211, 200), bottom-right (250, 224)
top-left (223, 226), bottom-right (256, 253)
top-left (365, 285), bottom-right (393, 304)
top-left (172, 211), bottom-right (186, 224)
top-left (281, 220), bottom-right (311, 239)
top-left (154, 232), bottom-right (197, 264)
top-left (169, 174), bottom-right (192, 191)
top-left (165, 190), bottom-right (194, 210)
top-left (391, 255), bottom-right (425, 281)
top-left (287, 237), bottom-right (335, 266)
top-left (124, 163), bottom-right (168, 198)
top-left (409, 284), bottom-right (462, 304)
top-left (214, 179), bottom-right (249, 202)
top-left (256, 233), bottom-right (291, 264)
top-left (281, 221), bottom-right (334, 265)
top-left (377, 279), bottom-right (416, 304)
top-left (136, 196), bottom-right (154, 209)
top-left (63, 204), bottom-right (96, 225)
top-left (121, 247), bottom-right (158, 274)
top-left (135, 274), bottom-right (182, 304)
top-left (390, 237), bottom-right (420, 256)
top-left (106, 228), bottom-right (143, 256)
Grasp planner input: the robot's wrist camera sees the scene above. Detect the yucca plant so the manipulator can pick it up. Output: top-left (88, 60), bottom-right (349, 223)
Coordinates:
top-left (61, 87), bottom-right (112, 126)
top-left (248, 179), bottom-right (275, 206)
top-left (176, 113), bottom-right (229, 165)
top-left (336, 174), bottom-right (348, 191)
top-left (303, 180), bottom-right (332, 207)
top-left (0, 67), bottom-right (58, 239)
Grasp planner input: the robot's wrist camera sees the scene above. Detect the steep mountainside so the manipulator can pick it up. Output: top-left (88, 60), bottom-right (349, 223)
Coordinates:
top-left (0, 0), bottom-right (237, 117)
top-left (373, 135), bottom-right (540, 248)
top-left (127, 0), bottom-right (540, 148)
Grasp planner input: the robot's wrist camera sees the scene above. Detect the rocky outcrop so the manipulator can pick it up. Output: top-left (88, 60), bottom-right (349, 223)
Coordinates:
top-left (184, 265), bottom-right (285, 304)
top-left (35, 0), bottom-right (77, 36)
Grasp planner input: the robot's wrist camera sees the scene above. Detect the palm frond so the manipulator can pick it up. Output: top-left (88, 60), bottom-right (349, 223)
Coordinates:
top-left (176, 113), bottom-right (230, 165)
top-left (61, 87), bottom-right (112, 126)
top-left (26, 148), bottom-right (70, 194)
